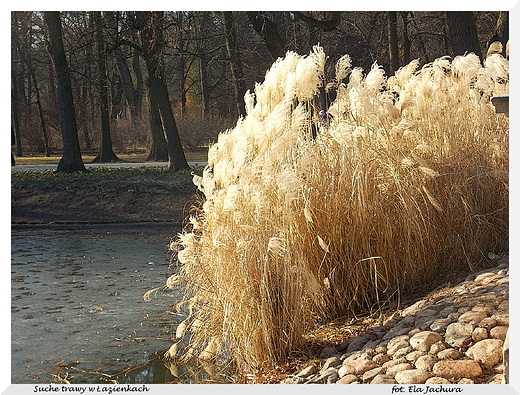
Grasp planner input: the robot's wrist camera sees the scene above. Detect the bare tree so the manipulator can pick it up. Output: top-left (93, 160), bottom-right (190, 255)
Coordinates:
top-left (43, 11), bottom-right (86, 172)
top-left (134, 11), bottom-right (188, 171)
top-left (446, 11), bottom-right (482, 58)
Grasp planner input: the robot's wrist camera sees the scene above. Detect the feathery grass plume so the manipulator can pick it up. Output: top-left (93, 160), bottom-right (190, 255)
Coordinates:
top-left (165, 48), bottom-right (508, 374)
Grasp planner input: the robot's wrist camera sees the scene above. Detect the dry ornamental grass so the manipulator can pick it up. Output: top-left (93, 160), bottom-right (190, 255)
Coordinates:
top-left (152, 46), bottom-right (509, 374)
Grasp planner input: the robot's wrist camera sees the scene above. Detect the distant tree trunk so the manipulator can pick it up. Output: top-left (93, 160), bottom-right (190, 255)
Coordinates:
top-left (446, 11), bottom-right (482, 58)
top-left (44, 11), bottom-right (86, 172)
top-left (220, 11), bottom-right (247, 118)
top-left (401, 12), bottom-right (411, 66)
top-left (29, 65), bottom-right (52, 156)
top-left (136, 11), bottom-right (188, 171)
top-left (199, 55), bottom-right (210, 118)
top-left (92, 11), bottom-right (120, 163)
top-left (388, 11), bottom-right (399, 75)
top-left (147, 90), bottom-right (168, 161)
top-left (11, 68), bottom-right (22, 157)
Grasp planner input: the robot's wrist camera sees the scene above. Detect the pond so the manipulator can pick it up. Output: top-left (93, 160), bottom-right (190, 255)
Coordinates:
top-left (11, 224), bottom-right (232, 384)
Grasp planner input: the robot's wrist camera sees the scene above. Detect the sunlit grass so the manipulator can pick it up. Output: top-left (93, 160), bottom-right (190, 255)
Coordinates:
top-left (158, 48), bottom-right (508, 373)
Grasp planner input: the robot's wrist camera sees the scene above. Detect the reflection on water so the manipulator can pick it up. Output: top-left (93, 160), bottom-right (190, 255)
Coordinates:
top-left (11, 224), bottom-right (233, 384)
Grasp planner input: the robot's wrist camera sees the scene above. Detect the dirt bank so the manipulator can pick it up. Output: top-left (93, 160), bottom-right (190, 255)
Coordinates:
top-left (11, 170), bottom-right (202, 225)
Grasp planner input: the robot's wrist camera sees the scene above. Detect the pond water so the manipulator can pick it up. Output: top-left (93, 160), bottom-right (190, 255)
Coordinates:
top-left (11, 224), bottom-right (232, 384)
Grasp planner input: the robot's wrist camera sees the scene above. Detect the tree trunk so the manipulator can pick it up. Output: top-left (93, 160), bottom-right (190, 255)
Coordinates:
top-left (29, 64), bottom-right (52, 157)
top-left (11, 68), bottom-right (23, 157)
top-left (147, 90), bottom-right (168, 162)
top-left (44, 11), bottom-right (86, 172)
top-left (220, 11), bottom-right (247, 118)
top-left (136, 11), bottom-right (188, 171)
top-left (388, 11), bottom-right (399, 75)
top-left (92, 11), bottom-right (120, 163)
top-left (401, 12), bottom-right (411, 66)
top-left (446, 11), bottom-right (482, 58)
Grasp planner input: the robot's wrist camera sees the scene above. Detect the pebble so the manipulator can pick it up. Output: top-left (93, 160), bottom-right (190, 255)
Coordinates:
top-left (281, 261), bottom-right (509, 384)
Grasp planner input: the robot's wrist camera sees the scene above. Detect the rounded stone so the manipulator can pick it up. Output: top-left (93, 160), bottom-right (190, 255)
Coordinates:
top-left (490, 326), bottom-right (508, 341)
top-left (405, 350), bottom-right (426, 363)
top-left (458, 310), bottom-right (488, 325)
top-left (432, 360), bottom-right (482, 379)
top-left (466, 339), bottom-right (504, 369)
top-left (395, 369), bottom-right (430, 384)
top-left (429, 341), bottom-right (446, 355)
top-left (336, 374), bottom-right (358, 384)
top-left (339, 358), bottom-right (378, 377)
top-left (386, 363), bottom-right (413, 377)
top-left (425, 377), bottom-right (451, 384)
top-left (445, 322), bottom-right (474, 347)
top-left (472, 327), bottom-right (488, 342)
top-left (371, 374), bottom-right (397, 384)
top-left (437, 348), bottom-right (462, 360)
top-left (393, 346), bottom-right (413, 359)
top-left (410, 331), bottom-right (443, 352)
top-left (373, 353), bottom-right (390, 364)
top-left (387, 335), bottom-right (410, 356)
top-left (415, 354), bottom-right (436, 371)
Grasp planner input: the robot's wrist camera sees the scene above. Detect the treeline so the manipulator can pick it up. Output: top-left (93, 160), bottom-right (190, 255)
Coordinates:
top-left (11, 11), bottom-right (508, 170)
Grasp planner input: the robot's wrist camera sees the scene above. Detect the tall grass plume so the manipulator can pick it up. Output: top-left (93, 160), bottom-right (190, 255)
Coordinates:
top-left (162, 47), bottom-right (508, 373)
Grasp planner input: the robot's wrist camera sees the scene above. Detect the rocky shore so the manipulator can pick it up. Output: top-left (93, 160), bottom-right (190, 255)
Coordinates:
top-left (281, 256), bottom-right (509, 385)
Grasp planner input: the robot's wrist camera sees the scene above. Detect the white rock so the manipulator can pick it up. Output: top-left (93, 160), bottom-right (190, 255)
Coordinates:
top-left (466, 339), bottom-right (504, 369)
top-left (395, 369), bottom-right (430, 384)
top-left (410, 331), bottom-right (443, 352)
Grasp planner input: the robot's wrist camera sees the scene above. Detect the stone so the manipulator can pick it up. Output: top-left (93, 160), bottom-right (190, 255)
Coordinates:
top-left (346, 334), bottom-right (371, 353)
top-left (321, 356), bottom-right (342, 371)
top-left (361, 367), bottom-right (383, 382)
top-left (490, 374), bottom-right (505, 384)
top-left (436, 348), bottom-right (462, 360)
top-left (342, 350), bottom-right (363, 364)
top-left (405, 350), bottom-right (425, 363)
top-left (498, 300), bottom-right (508, 311)
top-left (339, 359), bottom-right (377, 377)
top-left (393, 346), bottom-right (413, 359)
top-left (471, 305), bottom-right (494, 315)
top-left (319, 345), bottom-right (337, 359)
top-left (415, 309), bottom-right (438, 318)
top-left (410, 331), bottom-right (443, 352)
top-left (402, 300), bottom-right (427, 316)
top-left (466, 339), bottom-right (504, 369)
top-left (395, 369), bottom-right (430, 384)
top-left (491, 313), bottom-right (509, 326)
top-left (371, 374), bottom-right (397, 384)
top-left (472, 327), bottom-right (488, 342)
top-left (458, 310), bottom-right (488, 325)
top-left (415, 355), bottom-right (436, 371)
top-left (445, 322), bottom-right (474, 347)
top-left (373, 353), bottom-right (390, 364)
top-left (432, 360), bottom-right (482, 379)
top-left (458, 378), bottom-right (474, 384)
top-left (296, 364), bottom-right (318, 378)
top-left (387, 335), bottom-right (410, 356)
top-left (490, 326), bottom-right (508, 341)
top-left (425, 377), bottom-right (451, 384)
top-left (429, 341), bottom-right (446, 355)
top-left (382, 357), bottom-right (407, 370)
top-left (336, 374), bottom-right (358, 384)
top-left (386, 363), bottom-right (413, 377)
top-left (281, 376), bottom-right (306, 384)
top-left (430, 318), bottom-right (453, 332)
top-left (308, 367), bottom-right (338, 384)
top-left (479, 317), bottom-right (498, 330)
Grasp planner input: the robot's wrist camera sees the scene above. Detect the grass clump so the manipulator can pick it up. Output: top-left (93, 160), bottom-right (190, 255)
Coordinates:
top-left (166, 47), bottom-right (508, 373)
